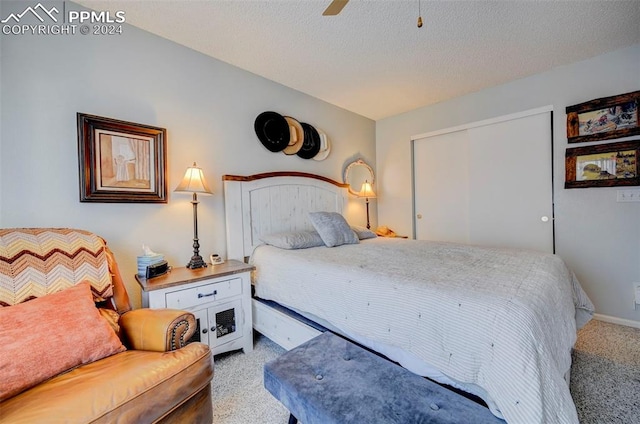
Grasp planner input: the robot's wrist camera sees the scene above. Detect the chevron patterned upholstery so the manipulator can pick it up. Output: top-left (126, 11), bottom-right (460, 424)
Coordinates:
top-left (0, 228), bottom-right (113, 307)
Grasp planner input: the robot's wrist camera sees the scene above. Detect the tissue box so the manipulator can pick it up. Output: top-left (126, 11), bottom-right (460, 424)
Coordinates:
top-left (137, 254), bottom-right (165, 277)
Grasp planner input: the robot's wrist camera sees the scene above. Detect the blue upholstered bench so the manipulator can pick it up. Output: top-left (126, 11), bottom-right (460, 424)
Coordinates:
top-left (264, 332), bottom-right (504, 424)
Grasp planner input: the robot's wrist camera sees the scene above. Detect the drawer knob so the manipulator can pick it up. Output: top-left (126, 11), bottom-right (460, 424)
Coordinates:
top-left (202, 328), bottom-right (208, 334)
top-left (197, 290), bottom-right (217, 299)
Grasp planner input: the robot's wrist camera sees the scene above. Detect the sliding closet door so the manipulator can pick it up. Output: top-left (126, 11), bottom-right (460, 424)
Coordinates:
top-left (467, 113), bottom-right (553, 251)
top-left (413, 130), bottom-right (471, 245)
top-left (413, 110), bottom-right (554, 253)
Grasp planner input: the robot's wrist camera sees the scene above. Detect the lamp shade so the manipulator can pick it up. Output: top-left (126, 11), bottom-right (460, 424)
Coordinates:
top-left (174, 162), bottom-right (212, 194)
top-left (358, 180), bottom-right (376, 199)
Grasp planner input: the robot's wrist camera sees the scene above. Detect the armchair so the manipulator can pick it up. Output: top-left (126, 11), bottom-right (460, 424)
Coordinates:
top-left (0, 228), bottom-right (213, 424)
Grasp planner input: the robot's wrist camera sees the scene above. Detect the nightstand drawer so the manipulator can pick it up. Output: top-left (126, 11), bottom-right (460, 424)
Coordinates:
top-left (165, 278), bottom-right (241, 309)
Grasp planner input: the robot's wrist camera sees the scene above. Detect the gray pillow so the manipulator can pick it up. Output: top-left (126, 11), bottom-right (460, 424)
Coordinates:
top-left (260, 230), bottom-right (325, 250)
top-left (308, 212), bottom-right (359, 247)
top-left (351, 225), bottom-right (378, 240)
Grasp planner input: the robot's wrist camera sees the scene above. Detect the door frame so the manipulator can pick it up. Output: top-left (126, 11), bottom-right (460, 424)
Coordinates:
top-left (410, 105), bottom-right (556, 252)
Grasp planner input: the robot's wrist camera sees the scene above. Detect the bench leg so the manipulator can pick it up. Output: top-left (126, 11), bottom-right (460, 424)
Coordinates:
top-left (288, 413), bottom-right (298, 424)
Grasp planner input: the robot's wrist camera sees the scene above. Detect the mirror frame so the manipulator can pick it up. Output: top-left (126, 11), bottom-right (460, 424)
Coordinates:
top-left (343, 159), bottom-right (375, 196)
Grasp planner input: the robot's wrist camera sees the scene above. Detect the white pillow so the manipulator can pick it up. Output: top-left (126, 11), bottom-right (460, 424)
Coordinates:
top-left (308, 212), bottom-right (359, 247)
top-left (351, 225), bottom-right (378, 240)
top-left (260, 230), bottom-right (325, 249)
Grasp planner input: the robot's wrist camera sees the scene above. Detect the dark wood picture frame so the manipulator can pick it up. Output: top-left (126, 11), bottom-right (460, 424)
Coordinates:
top-left (566, 91), bottom-right (639, 144)
top-left (77, 113), bottom-right (168, 203)
top-left (565, 139), bottom-right (639, 189)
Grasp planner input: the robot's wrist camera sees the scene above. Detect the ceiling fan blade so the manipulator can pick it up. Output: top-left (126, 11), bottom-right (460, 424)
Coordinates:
top-left (323, 0), bottom-right (349, 16)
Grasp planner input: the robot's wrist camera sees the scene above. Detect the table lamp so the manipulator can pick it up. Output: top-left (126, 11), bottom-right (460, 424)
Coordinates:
top-left (174, 162), bottom-right (212, 269)
top-left (357, 180), bottom-right (376, 229)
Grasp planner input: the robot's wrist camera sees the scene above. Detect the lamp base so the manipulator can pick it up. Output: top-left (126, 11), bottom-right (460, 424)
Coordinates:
top-left (366, 198), bottom-right (371, 229)
top-left (186, 254), bottom-right (207, 269)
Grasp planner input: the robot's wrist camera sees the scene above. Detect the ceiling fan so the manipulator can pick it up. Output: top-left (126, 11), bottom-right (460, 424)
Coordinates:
top-left (323, 0), bottom-right (424, 27)
top-left (323, 0), bottom-right (349, 16)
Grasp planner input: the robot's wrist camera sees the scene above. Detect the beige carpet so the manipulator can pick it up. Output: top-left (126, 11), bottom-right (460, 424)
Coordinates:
top-left (212, 319), bottom-right (640, 423)
top-left (212, 333), bottom-right (289, 423)
top-left (570, 319), bottom-right (640, 424)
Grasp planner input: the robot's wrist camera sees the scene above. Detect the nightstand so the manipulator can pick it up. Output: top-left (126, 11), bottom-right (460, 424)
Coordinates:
top-left (135, 260), bottom-right (255, 355)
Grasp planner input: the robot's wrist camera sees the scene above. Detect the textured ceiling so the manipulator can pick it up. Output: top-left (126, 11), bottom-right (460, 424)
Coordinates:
top-left (76, 0), bottom-right (640, 120)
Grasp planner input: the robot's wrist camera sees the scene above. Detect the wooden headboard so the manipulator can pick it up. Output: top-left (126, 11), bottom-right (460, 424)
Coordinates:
top-left (223, 172), bottom-right (350, 261)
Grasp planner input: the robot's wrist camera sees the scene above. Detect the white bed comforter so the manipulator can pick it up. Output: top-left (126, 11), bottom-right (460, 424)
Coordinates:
top-left (251, 238), bottom-right (594, 424)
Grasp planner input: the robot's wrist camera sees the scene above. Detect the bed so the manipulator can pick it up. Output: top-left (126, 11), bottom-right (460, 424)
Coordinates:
top-left (223, 172), bottom-right (595, 424)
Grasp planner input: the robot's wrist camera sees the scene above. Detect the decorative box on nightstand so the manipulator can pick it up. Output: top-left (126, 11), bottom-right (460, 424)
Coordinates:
top-left (135, 260), bottom-right (255, 355)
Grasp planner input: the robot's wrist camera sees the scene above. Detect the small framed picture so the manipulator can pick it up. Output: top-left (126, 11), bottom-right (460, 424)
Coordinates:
top-left (77, 113), bottom-right (168, 203)
top-left (566, 91), bottom-right (639, 144)
top-left (565, 140), bottom-right (639, 188)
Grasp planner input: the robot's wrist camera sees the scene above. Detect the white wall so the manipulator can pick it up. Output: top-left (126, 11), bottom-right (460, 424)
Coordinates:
top-left (0, 1), bottom-right (376, 308)
top-left (377, 44), bottom-right (640, 324)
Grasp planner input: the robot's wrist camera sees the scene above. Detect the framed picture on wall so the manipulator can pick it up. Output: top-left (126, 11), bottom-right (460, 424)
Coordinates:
top-left (565, 139), bottom-right (639, 188)
top-left (566, 91), bottom-right (640, 144)
top-left (77, 113), bottom-right (168, 203)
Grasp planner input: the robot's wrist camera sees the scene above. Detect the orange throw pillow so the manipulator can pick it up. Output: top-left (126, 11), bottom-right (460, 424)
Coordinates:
top-left (0, 282), bottom-right (125, 401)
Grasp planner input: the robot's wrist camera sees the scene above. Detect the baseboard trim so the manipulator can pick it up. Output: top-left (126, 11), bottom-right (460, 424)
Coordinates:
top-left (594, 313), bottom-right (640, 329)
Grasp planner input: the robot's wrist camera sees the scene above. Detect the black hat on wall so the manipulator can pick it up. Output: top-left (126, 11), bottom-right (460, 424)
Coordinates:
top-left (254, 111), bottom-right (290, 152)
top-left (297, 123), bottom-right (322, 159)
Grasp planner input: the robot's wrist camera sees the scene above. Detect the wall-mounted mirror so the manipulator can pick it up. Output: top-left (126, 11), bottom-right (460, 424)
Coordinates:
top-left (343, 159), bottom-right (375, 196)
